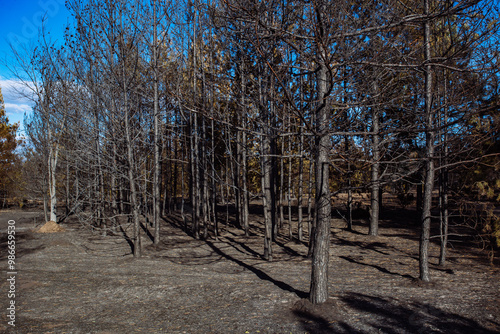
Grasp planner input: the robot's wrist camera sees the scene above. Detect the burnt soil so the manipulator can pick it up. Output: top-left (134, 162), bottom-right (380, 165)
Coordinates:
top-left (0, 206), bottom-right (499, 334)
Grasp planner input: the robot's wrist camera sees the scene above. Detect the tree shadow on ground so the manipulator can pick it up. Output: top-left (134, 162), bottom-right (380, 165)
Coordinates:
top-left (274, 238), bottom-right (309, 258)
top-left (339, 255), bottom-right (414, 280)
top-left (292, 292), bottom-right (498, 334)
top-left (291, 298), bottom-right (342, 334)
top-left (146, 216), bottom-right (306, 273)
top-left (140, 220), bottom-right (154, 242)
top-left (334, 237), bottom-right (393, 255)
top-left (118, 222), bottom-right (135, 254)
top-left (343, 292), bottom-right (496, 334)
top-left (224, 235), bottom-right (263, 258)
top-left (145, 245), bottom-right (223, 267)
top-left (205, 240), bottom-right (309, 299)
top-left (0, 232), bottom-right (45, 260)
top-left (166, 212), bottom-right (308, 261)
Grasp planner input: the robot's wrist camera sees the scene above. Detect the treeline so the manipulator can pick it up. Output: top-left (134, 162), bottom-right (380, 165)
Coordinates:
top-left (10, 0), bottom-right (499, 304)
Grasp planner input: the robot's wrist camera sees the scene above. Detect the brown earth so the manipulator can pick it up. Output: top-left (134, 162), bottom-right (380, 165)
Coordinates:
top-left (34, 221), bottom-right (66, 233)
top-left (0, 207), bottom-right (499, 334)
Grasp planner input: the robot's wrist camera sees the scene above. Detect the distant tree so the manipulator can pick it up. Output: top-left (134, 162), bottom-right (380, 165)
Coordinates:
top-left (10, 34), bottom-right (70, 223)
top-left (417, 0), bottom-right (500, 281)
top-left (0, 87), bottom-right (20, 207)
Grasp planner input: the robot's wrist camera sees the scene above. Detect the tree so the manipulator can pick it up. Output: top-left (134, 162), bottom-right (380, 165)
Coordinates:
top-left (0, 87), bottom-right (20, 207)
top-left (416, 0), bottom-right (500, 281)
top-left (14, 35), bottom-right (70, 224)
top-left (419, 0), bottom-right (434, 282)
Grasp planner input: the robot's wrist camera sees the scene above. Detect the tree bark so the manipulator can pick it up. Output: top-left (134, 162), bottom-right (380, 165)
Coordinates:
top-left (48, 139), bottom-right (59, 222)
top-left (439, 79), bottom-right (449, 266)
top-left (262, 130), bottom-right (274, 261)
top-left (369, 84), bottom-right (380, 236)
top-left (346, 137), bottom-right (353, 231)
top-left (298, 125), bottom-right (304, 242)
top-left (419, 0), bottom-right (434, 282)
top-left (309, 60), bottom-right (331, 304)
top-left (242, 127), bottom-right (249, 236)
top-left (153, 0), bottom-right (161, 245)
top-left (125, 105), bottom-right (141, 258)
top-left (288, 121), bottom-right (293, 239)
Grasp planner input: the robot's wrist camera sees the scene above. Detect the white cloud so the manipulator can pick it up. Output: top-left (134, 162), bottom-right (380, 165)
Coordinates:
top-left (0, 77), bottom-right (34, 102)
top-left (5, 102), bottom-right (32, 114)
top-left (1, 77), bottom-right (34, 129)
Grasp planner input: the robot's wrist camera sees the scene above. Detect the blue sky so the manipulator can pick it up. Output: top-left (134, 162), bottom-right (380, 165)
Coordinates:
top-left (0, 0), bottom-right (70, 132)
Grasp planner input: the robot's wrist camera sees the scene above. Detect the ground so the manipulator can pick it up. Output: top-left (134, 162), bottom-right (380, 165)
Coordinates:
top-left (0, 205), bottom-right (499, 334)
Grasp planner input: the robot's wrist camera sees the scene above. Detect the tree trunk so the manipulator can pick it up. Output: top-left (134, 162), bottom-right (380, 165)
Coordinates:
top-left (307, 141), bottom-right (315, 257)
top-left (211, 118), bottom-right (218, 239)
top-left (439, 166), bottom-right (449, 266)
top-left (65, 159), bottom-right (70, 217)
top-left (419, 0), bottom-right (434, 282)
top-left (48, 139), bottom-right (59, 223)
top-left (111, 142), bottom-right (118, 232)
top-left (346, 137), bottom-right (353, 231)
top-left (94, 105), bottom-right (105, 235)
top-left (242, 127), bottom-right (249, 236)
top-left (369, 89), bottom-right (380, 236)
top-left (309, 61), bottom-right (331, 304)
top-left (153, 0), bottom-right (161, 245)
top-left (125, 106), bottom-right (141, 258)
top-left (260, 72), bottom-right (275, 261)
top-left (439, 81), bottom-right (449, 266)
top-left (201, 117), bottom-right (209, 240)
top-left (298, 126), bottom-right (304, 242)
top-left (240, 61), bottom-right (249, 236)
top-left (43, 173), bottom-right (48, 222)
top-left (262, 130), bottom-right (274, 261)
top-left (235, 125), bottom-right (242, 229)
top-left (279, 135), bottom-right (285, 233)
top-left (192, 113), bottom-right (200, 239)
top-left (288, 126), bottom-right (293, 239)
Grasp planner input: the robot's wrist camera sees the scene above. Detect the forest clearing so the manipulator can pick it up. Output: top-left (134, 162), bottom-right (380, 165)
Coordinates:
top-left (1, 199), bottom-right (499, 334)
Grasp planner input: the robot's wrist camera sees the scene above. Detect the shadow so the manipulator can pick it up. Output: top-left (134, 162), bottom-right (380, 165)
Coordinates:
top-left (118, 223), bottom-right (135, 255)
top-left (339, 292), bottom-right (499, 334)
top-left (0, 232), bottom-right (45, 260)
top-left (205, 240), bottom-right (308, 299)
top-left (223, 227), bottom-right (309, 260)
top-left (291, 298), bottom-right (343, 334)
top-left (334, 237), bottom-right (392, 256)
top-left (164, 213), bottom-right (199, 239)
top-left (378, 208), bottom-right (421, 227)
top-left (274, 239), bottom-right (308, 258)
top-left (150, 236), bottom-right (197, 249)
top-left (293, 309), bottom-right (337, 333)
top-left (161, 214), bottom-right (189, 233)
top-left (433, 266), bottom-right (456, 275)
top-left (339, 255), bottom-right (414, 280)
top-left (248, 203), bottom-right (264, 215)
top-left (156, 247), bottom-right (223, 266)
top-left (341, 227), bottom-right (366, 235)
top-left (140, 220), bottom-right (154, 242)
top-left (224, 236), bottom-right (262, 258)
top-left (144, 216), bottom-right (223, 265)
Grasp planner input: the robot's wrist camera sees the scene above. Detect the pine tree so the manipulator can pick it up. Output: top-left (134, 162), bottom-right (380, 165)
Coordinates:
top-left (0, 87), bottom-right (20, 207)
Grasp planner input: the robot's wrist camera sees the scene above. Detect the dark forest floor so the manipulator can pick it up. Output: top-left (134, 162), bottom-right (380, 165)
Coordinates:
top-left (0, 205), bottom-right (499, 334)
